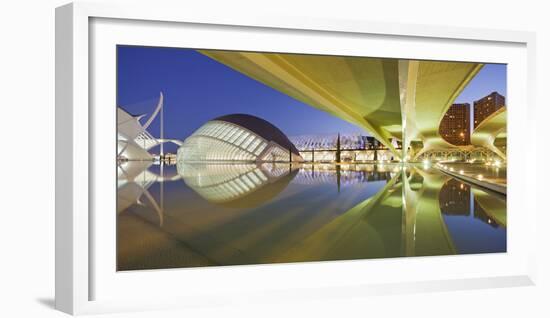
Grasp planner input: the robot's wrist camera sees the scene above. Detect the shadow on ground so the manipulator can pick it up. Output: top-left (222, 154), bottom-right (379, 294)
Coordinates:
top-left (36, 298), bottom-right (55, 309)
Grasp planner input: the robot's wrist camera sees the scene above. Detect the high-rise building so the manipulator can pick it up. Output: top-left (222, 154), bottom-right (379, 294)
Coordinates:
top-left (439, 103), bottom-right (470, 146)
top-left (473, 91), bottom-right (505, 129)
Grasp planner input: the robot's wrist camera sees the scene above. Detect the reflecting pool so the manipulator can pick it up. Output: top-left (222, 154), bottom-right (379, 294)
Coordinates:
top-left (117, 162), bottom-right (506, 271)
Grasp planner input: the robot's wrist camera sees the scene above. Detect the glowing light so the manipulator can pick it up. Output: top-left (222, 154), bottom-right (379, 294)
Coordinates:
top-left (477, 174), bottom-right (484, 180)
top-left (459, 170), bottom-right (464, 174)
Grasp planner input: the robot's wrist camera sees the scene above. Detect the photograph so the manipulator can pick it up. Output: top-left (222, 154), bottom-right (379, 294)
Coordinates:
top-left (116, 45), bottom-right (507, 271)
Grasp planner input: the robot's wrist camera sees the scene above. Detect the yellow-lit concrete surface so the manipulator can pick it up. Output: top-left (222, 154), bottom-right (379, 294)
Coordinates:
top-left (472, 188), bottom-right (507, 227)
top-left (200, 50), bottom-right (482, 160)
top-left (471, 107), bottom-right (507, 159)
top-left (436, 162), bottom-right (506, 194)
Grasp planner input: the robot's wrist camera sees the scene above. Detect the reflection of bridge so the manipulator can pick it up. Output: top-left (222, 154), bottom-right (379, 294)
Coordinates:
top-left (118, 162), bottom-right (506, 268)
top-left (274, 167), bottom-right (456, 260)
top-left (200, 51), bottom-right (498, 161)
top-left (275, 166), bottom-right (506, 262)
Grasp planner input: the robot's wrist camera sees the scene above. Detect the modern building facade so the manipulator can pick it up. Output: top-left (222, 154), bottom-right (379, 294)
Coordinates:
top-left (117, 92), bottom-right (164, 161)
top-left (118, 92), bottom-right (182, 161)
top-left (118, 107), bottom-right (156, 161)
top-left (474, 92), bottom-right (505, 129)
top-left (290, 133), bottom-right (363, 151)
top-left (178, 114), bottom-right (303, 163)
top-left (289, 133), bottom-right (399, 162)
top-left (289, 133), bottom-right (395, 151)
top-left (439, 103), bottom-right (471, 146)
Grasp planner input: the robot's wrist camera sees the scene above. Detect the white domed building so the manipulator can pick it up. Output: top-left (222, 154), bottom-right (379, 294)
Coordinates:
top-left (178, 114), bottom-right (303, 163)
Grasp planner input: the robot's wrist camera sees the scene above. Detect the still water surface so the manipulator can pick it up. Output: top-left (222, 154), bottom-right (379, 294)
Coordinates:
top-left (117, 162), bottom-right (506, 271)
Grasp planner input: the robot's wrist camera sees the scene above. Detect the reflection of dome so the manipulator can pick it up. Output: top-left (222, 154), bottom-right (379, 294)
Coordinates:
top-left (178, 114), bottom-right (303, 162)
top-left (177, 162), bottom-right (297, 208)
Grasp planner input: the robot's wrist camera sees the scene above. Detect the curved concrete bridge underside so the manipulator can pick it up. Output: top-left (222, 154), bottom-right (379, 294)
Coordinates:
top-left (471, 107), bottom-right (507, 159)
top-left (200, 50), bottom-right (483, 160)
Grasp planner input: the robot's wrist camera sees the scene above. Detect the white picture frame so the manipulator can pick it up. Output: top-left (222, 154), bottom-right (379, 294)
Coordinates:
top-left (55, 1), bottom-right (538, 315)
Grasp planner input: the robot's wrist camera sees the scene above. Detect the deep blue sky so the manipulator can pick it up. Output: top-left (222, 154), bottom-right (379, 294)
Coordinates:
top-left (117, 46), bottom-right (506, 152)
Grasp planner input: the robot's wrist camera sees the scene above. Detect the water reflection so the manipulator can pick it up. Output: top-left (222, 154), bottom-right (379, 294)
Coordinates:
top-left (117, 161), bottom-right (184, 226)
top-left (177, 162), bottom-right (299, 208)
top-left (294, 163), bottom-right (396, 186)
top-left (117, 163), bottom-right (506, 270)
